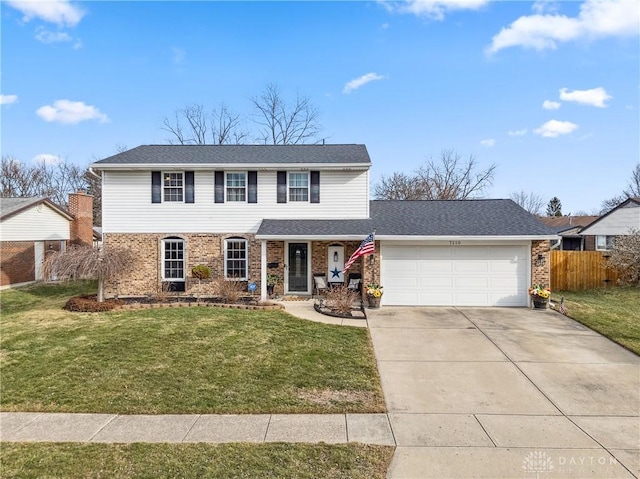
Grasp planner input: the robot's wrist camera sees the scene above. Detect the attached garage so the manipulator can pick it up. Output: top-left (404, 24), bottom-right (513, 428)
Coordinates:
top-left (381, 243), bottom-right (529, 307)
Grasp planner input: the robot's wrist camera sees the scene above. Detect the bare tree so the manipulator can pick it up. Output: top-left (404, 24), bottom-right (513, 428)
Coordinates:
top-left (251, 83), bottom-right (322, 145)
top-left (607, 228), bottom-right (640, 286)
top-left (599, 163), bottom-right (640, 214)
top-left (0, 155), bottom-right (86, 207)
top-left (510, 190), bottom-right (545, 215)
top-left (162, 103), bottom-right (249, 145)
top-left (43, 245), bottom-right (136, 302)
top-left (373, 150), bottom-right (496, 200)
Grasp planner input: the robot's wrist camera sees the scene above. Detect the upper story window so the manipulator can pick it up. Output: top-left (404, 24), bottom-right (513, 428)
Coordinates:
top-left (225, 238), bottom-right (248, 280)
top-left (226, 172), bottom-right (246, 202)
top-left (595, 235), bottom-right (616, 251)
top-left (289, 172), bottom-right (309, 202)
top-left (164, 172), bottom-right (183, 202)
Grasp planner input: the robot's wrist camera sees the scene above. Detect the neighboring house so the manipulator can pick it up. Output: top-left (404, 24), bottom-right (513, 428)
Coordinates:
top-left (579, 197), bottom-right (640, 251)
top-left (538, 216), bottom-right (599, 250)
top-left (91, 144), bottom-right (556, 307)
top-left (0, 192), bottom-right (94, 287)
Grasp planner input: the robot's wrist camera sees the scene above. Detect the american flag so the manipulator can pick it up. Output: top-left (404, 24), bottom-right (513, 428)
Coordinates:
top-left (343, 232), bottom-right (375, 272)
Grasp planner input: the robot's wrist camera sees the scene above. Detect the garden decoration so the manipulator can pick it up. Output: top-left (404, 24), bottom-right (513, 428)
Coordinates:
top-left (529, 284), bottom-right (551, 309)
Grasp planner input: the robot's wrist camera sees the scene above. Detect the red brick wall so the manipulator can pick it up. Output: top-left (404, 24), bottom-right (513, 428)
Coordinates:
top-left (68, 192), bottom-right (94, 247)
top-left (0, 241), bottom-right (35, 286)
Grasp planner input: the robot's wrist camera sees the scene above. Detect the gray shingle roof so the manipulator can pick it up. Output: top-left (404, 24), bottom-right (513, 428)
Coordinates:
top-left (93, 144), bottom-right (371, 166)
top-left (257, 200), bottom-right (557, 237)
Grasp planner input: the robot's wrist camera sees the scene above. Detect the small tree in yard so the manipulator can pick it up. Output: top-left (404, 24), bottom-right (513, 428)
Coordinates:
top-left (43, 245), bottom-right (136, 302)
top-left (607, 229), bottom-right (640, 286)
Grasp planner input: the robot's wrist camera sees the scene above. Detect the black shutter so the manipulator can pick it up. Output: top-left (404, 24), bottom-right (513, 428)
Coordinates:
top-left (215, 171), bottom-right (225, 203)
top-left (310, 171), bottom-right (320, 203)
top-left (248, 171), bottom-right (258, 203)
top-left (185, 171), bottom-right (194, 203)
top-left (152, 171), bottom-right (161, 203)
top-left (277, 171), bottom-right (287, 203)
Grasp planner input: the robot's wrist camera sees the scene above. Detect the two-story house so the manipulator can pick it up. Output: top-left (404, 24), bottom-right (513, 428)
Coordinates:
top-left (92, 144), bottom-right (556, 307)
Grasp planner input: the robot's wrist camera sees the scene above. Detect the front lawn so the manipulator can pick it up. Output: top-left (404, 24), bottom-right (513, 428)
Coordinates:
top-left (1, 443), bottom-right (394, 479)
top-left (0, 282), bottom-right (385, 414)
top-left (552, 287), bottom-right (640, 355)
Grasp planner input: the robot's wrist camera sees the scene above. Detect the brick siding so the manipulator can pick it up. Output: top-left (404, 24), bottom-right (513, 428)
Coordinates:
top-left (531, 239), bottom-right (551, 288)
top-left (68, 192), bottom-right (94, 247)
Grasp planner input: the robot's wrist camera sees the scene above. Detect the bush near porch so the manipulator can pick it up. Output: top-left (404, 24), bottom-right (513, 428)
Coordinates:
top-left (0, 282), bottom-right (385, 414)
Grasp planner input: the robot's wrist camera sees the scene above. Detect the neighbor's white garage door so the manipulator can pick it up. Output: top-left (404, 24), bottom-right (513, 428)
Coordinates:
top-left (381, 244), bottom-right (529, 306)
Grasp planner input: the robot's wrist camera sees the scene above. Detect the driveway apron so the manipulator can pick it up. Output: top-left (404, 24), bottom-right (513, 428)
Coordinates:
top-left (368, 307), bottom-right (640, 479)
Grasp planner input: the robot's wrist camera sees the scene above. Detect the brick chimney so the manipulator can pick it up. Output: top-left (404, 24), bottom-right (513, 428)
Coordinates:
top-left (68, 190), bottom-right (94, 247)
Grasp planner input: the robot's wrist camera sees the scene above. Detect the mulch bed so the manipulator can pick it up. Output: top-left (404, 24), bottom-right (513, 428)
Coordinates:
top-left (313, 299), bottom-right (367, 320)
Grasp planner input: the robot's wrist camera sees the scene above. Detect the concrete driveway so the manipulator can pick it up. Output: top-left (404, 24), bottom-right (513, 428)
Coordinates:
top-left (367, 307), bottom-right (640, 479)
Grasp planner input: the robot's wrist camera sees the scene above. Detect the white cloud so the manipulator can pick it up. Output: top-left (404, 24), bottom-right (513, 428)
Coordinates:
top-left (532, 0), bottom-right (559, 14)
top-left (343, 72), bottom-right (386, 94)
top-left (487, 0), bottom-right (639, 54)
top-left (35, 26), bottom-right (72, 44)
top-left (36, 100), bottom-right (109, 124)
top-left (6, 0), bottom-right (85, 27)
top-left (534, 119), bottom-right (578, 138)
top-left (0, 94), bottom-right (19, 105)
top-left (508, 128), bottom-right (527, 136)
top-left (480, 139), bottom-right (495, 147)
top-left (33, 153), bottom-right (62, 165)
top-left (384, 0), bottom-right (489, 20)
top-left (543, 100), bottom-right (561, 110)
top-left (559, 87), bottom-right (612, 108)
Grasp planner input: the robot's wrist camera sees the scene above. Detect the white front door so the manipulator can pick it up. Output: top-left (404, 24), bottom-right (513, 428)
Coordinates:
top-left (34, 241), bottom-right (45, 281)
top-left (327, 245), bottom-right (345, 284)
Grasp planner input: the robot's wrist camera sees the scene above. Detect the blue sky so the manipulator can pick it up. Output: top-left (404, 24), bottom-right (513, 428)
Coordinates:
top-left (2, 0), bottom-right (638, 214)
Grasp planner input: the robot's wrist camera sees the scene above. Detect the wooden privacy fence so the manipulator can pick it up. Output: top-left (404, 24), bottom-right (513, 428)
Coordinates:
top-left (551, 250), bottom-right (619, 291)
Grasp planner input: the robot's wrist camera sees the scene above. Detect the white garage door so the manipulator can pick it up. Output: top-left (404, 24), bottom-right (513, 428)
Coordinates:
top-left (381, 244), bottom-right (529, 306)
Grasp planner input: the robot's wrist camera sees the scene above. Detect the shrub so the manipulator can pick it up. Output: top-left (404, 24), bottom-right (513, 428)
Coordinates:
top-left (608, 228), bottom-right (640, 287)
top-left (324, 286), bottom-right (360, 315)
top-left (64, 294), bottom-right (124, 312)
top-left (214, 279), bottom-right (245, 304)
top-left (191, 264), bottom-right (211, 280)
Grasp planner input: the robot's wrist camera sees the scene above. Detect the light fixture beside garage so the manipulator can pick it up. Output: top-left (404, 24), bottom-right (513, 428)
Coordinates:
top-left (536, 254), bottom-right (546, 267)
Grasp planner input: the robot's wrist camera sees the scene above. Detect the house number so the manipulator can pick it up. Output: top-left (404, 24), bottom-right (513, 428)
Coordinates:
top-left (449, 241), bottom-right (462, 245)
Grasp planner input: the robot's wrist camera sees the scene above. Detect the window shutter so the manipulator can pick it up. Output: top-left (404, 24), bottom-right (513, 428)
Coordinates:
top-left (248, 171), bottom-right (258, 203)
top-left (152, 171), bottom-right (161, 203)
top-left (185, 171), bottom-right (195, 203)
top-left (215, 171), bottom-right (224, 203)
top-left (277, 171), bottom-right (287, 203)
top-left (310, 171), bottom-right (320, 203)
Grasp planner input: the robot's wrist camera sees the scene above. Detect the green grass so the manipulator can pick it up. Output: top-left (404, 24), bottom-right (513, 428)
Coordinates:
top-left (553, 287), bottom-right (640, 355)
top-left (1, 443), bottom-right (394, 479)
top-left (0, 282), bottom-right (385, 414)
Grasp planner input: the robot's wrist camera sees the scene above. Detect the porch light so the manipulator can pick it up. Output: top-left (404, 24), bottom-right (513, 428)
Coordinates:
top-left (334, 251), bottom-right (339, 262)
top-left (536, 254), bottom-right (546, 267)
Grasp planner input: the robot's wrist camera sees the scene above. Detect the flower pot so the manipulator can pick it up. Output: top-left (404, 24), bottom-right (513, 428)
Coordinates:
top-left (532, 298), bottom-right (548, 309)
top-left (367, 296), bottom-right (381, 309)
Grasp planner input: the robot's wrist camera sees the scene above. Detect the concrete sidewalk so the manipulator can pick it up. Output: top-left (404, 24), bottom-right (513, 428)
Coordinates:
top-left (278, 298), bottom-right (368, 327)
top-left (1, 412), bottom-right (395, 445)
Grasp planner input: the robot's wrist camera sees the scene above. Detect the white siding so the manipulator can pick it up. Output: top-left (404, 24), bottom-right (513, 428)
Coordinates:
top-left (0, 204), bottom-right (71, 241)
top-left (581, 205), bottom-right (640, 236)
top-left (103, 169), bottom-right (369, 233)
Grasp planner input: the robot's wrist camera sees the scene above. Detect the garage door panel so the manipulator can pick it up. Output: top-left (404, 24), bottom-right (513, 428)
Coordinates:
top-left (381, 245), bottom-right (529, 307)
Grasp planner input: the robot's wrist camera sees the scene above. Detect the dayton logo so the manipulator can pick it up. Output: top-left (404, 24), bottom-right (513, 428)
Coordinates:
top-left (523, 451), bottom-right (554, 478)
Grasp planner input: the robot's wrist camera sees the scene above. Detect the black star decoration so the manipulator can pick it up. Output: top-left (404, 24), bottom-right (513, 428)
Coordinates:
top-left (330, 267), bottom-right (341, 278)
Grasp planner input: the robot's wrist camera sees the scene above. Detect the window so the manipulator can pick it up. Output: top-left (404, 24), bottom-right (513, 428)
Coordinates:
top-left (226, 172), bottom-right (246, 202)
top-left (163, 238), bottom-right (185, 281)
top-left (596, 235), bottom-right (616, 251)
top-left (225, 238), bottom-right (248, 280)
top-left (164, 172), bottom-right (183, 202)
top-left (289, 172), bottom-right (309, 202)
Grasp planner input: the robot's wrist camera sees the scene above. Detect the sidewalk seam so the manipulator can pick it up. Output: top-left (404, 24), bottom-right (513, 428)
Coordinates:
top-left (87, 414), bottom-right (119, 442)
top-left (262, 414), bottom-right (272, 442)
top-left (180, 414), bottom-right (201, 442)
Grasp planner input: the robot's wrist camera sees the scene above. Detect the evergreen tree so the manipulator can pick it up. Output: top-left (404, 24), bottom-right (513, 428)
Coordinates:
top-left (546, 197), bottom-right (563, 217)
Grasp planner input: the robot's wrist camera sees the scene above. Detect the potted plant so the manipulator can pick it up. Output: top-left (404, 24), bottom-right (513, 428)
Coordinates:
top-left (266, 273), bottom-right (282, 297)
top-left (366, 283), bottom-right (383, 309)
top-left (529, 284), bottom-right (551, 309)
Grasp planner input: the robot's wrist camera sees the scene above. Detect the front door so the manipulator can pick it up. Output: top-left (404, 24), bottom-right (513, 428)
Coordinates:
top-left (287, 242), bottom-right (309, 293)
